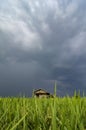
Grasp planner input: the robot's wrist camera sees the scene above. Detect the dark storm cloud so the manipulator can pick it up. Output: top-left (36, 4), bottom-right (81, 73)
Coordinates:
top-left (0, 0), bottom-right (86, 96)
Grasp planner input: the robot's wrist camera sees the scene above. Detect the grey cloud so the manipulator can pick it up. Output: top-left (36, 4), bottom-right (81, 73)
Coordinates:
top-left (0, 0), bottom-right (86, 96)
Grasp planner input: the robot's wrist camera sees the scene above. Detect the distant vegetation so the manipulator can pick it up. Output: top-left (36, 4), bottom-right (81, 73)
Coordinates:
top-left (0, 95), bottom-right (86, 130)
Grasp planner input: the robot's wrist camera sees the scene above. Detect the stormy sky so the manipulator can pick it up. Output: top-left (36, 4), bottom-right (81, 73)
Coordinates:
top-left (0, 0), bottom-right (86, 96)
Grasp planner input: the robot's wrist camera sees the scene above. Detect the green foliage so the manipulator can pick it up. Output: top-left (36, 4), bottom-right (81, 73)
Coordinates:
top-left (0, 96), bottom-right (86, 130)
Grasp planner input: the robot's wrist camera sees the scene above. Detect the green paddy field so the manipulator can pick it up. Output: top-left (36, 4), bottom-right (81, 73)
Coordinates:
top-left (0, 96), bottom-right (86, 130)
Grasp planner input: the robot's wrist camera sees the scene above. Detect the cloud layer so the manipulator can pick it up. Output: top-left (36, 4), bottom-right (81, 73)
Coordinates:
top-left (0, 0), bottom-right (86, 96)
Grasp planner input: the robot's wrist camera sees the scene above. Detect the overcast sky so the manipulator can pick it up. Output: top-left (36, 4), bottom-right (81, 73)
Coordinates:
top-left (0, 0), bottom-right (86, 96)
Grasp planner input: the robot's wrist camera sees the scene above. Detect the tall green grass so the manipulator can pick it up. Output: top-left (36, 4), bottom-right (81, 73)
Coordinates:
top-left (0, 96), bottom-right (86, 130)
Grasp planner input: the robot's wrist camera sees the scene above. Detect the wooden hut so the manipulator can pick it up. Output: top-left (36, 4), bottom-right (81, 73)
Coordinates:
top-left (34, 89), bottom-right (52, 98)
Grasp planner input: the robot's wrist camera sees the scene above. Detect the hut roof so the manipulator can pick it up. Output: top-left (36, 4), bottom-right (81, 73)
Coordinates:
top-left (34, 89), bottom-right (50, 95)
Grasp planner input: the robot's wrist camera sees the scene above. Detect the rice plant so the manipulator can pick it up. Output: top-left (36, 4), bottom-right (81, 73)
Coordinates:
top-left (0, 96), bottom-right (86, 130)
